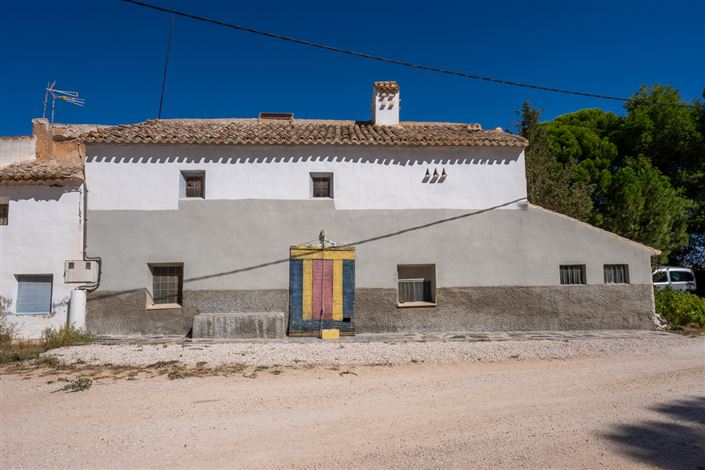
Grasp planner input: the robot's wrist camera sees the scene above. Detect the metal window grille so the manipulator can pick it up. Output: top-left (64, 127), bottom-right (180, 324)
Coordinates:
top-left (151, 265), bottom-right (183, 305)
top-left (604, 264), bottom-right (629, 284)
top-left (398, 278), bottom-right (433, 303)
top-left (0, 203), bottom-right (8, 225)
top-left (312, 177), bottom-right (331, 198)
top-left (185, 175), bottom-right (204, 198)
top-left (16, 275), bottom-right (53, 314)
top-left (560, 265), bottom-right (586, 285)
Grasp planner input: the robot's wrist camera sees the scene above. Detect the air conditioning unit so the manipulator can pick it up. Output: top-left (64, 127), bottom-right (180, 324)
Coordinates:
top-left (64, 260), bottom-right (98, 283)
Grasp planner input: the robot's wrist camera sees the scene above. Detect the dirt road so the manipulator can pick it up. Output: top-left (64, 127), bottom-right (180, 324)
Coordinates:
top-left (2, 337), bottom-right (704, 469)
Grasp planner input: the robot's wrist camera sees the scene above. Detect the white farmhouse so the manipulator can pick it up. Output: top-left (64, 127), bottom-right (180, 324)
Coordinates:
top-left (0, 120), bottom-right (98, 338)
top-left (79, 81), bottom-right (659, 337)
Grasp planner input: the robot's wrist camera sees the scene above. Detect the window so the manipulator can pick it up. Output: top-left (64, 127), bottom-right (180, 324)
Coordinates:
top-left (311, 173), bottom-right (333, 198)
top-left (560, 265), bottom-right (586, 285)
top-left (397, 265), bottom-right (436, 305)
top-left (653, 270), bottom-right (667, 283)
top-left (604, 264), bottom-right (629, 284)
top-left (0, 197), bottom-right (8, 225)
top-left (670, 270), bottom-right (694, 282)
top-left (16, 275), bottom-right (53, 314)
top-left (180, 171), bottom-right (205, 199)
top-left (150, 264), bottom-right (183, 306)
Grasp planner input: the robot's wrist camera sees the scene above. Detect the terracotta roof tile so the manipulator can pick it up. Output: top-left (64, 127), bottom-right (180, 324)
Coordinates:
top-left (0, 158), bottom-right (83, 186)
top-left (374, 81), bottom-right (400, 93)
top-left (82, 119), bottom-right (528, 148)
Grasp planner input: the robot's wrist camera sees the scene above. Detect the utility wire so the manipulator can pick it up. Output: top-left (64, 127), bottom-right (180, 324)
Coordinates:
top-left (124, 0), bottom-right (696, 109)
top-left (157, 12), bottom-right (174, 119)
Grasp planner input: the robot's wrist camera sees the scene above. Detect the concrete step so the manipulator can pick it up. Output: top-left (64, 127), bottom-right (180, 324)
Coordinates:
top-left (192, 312), bottom-right (286, 339)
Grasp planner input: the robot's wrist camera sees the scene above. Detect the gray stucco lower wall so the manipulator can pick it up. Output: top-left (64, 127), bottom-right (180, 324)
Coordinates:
top-left (86, 201), bottom-right (657, 292)
top-left (87, 284), bottom-right (654, 335)
top-left (87, 289), bottom-right (288, 335)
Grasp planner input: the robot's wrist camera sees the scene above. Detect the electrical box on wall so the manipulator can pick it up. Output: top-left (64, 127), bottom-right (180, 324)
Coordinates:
top-left (64, 260), bottom-right (98, 283)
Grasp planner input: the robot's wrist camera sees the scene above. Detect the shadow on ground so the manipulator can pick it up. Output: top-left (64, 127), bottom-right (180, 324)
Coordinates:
top-left (604, 396), bottom-right (705, 469)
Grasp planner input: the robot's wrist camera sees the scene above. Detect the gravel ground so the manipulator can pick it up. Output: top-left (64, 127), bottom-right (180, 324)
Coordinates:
top-left (46, 331), bottom-right (693, 367)
top-left (3, 335), bottom-right (703, 469)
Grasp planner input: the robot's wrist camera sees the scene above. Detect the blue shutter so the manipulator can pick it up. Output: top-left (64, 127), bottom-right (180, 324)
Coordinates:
top-left (16, 275), bottom-right (53, 314)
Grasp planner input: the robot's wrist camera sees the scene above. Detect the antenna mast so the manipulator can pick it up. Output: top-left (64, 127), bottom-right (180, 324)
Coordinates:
top-left (43, 81), bottom-right (85, 125)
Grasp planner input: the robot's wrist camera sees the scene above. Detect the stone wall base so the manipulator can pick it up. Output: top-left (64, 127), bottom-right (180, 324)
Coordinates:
top-left (356, 285), bottom-right (655, 332)
top-left (86, 284), bottom-right (655, 336)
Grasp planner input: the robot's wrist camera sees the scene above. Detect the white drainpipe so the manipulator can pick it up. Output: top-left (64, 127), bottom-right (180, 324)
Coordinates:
top-left (68, 289), bottom-right (87, 329)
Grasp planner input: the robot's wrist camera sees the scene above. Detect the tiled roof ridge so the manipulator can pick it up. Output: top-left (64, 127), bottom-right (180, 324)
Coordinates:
top-left (102, 118), bottom-right (485, 126)
top-left (82, 118), bottom-right (528, 148)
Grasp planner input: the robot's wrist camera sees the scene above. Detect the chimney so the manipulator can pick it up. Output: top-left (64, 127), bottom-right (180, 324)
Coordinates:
top-left (371, 81), bottom-right (400, 126)
top-left (32, 118), bottom-right (52, 160)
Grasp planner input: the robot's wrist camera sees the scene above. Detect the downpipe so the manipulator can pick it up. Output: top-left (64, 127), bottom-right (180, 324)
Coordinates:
top-left (68, 173), bottom-right (102, 330)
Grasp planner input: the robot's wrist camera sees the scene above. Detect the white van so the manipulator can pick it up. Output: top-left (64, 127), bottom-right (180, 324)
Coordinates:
top-left (653, 267), bottom-right (697, 292)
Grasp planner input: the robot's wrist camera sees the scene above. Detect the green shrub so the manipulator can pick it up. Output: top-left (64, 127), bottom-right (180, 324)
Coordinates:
top-left (654, 288), bottom-right (705, 328)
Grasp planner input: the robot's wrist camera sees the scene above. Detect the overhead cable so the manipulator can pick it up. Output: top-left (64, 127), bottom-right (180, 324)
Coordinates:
top-left (123, 0), bottom-right (696, 109)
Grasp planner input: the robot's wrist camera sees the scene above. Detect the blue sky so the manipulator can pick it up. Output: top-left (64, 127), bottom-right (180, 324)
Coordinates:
top-left (1, 0), bottom-right (703, 136)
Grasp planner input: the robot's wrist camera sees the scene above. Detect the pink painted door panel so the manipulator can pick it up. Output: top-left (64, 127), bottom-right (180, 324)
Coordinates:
top-left (311, 259), bottom-right (333, 320)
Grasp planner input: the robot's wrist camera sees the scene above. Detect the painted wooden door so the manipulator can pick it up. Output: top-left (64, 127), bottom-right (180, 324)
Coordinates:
top-left (288, 246), bottom-right (355, 335)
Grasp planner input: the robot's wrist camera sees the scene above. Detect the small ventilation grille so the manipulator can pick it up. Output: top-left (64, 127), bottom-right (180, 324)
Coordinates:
top-left (259, 112), bottom-right (294, 121)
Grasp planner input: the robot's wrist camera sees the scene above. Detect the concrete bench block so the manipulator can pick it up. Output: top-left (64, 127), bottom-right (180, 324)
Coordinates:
top-left (192, 312), bottom-right (286, 339)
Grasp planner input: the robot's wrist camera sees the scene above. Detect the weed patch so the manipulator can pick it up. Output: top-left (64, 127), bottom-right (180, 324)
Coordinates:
top-left (147, 360), bottom-right (179, 369)
top-left (0, 344), bottom-right (43, 364)
top-left (42, 326), bottom-right (96, 350)
top-left (58, 377), bottom-right (92, 393)
top-left (0, 324), bottom-right (96, 365)
top-left (167, 367), bottom-right (188, 380)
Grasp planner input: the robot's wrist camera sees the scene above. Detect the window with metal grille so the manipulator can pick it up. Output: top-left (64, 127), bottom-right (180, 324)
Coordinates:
top-left (604, 264), bottom-right (629, 284)
top-left (150, 265), bottom-right (183, 305)
top-left (560, 265), bottom-right (586, 285)
top-left (398, 279), bottom-right (433, 303)
top-left (397, 265), bottom-right (435, 304)
top-left (16, 275), bottom-right (53, 314)
top-left (0, 201), bottom-right (8, 225)
top-left (180, 171), bottom-right (205, 199)
top-left (311, 173), bottom-right (333, 198)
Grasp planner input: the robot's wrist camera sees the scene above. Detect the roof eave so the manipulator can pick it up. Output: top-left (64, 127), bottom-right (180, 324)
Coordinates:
top-left (0, 176), bottom-right (84, 187)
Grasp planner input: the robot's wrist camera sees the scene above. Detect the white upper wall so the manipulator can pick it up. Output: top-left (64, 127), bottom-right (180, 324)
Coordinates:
top-left (0, 136), bottom-right (36, 166)
top-left (85, 144), bottom-right (527, 211)
top-left (0, 186), bottom-right (84, 337)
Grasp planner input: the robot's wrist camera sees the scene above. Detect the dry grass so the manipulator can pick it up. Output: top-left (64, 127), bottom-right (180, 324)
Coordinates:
top-left (1, 357), bottom-right (260, 390)
top-left (0, 324), bottom-right (96, 365)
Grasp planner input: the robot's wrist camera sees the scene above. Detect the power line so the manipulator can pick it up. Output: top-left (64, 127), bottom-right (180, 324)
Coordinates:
top-left (157, 13), bottom-right (174, 119)
top-left (123, 0), bottom-right (696, 109)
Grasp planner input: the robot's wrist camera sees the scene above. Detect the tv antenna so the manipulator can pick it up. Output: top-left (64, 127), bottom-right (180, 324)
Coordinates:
top-left (43, 81), bottom-right (85, 125)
